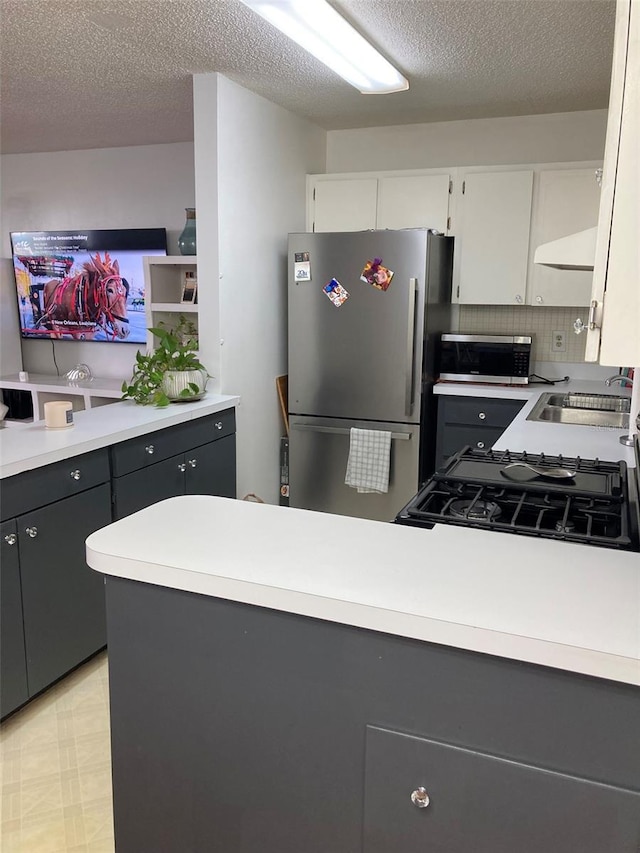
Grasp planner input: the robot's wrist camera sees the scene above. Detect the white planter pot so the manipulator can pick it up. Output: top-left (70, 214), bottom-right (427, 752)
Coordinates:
top-left (161, 369), bottom-right (208, 401)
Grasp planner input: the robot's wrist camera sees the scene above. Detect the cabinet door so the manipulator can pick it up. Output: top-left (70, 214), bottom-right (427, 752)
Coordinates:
top-left (311, 179), bottom-right (378, 232)
top-left (435, 396), bottom-right (524, 469)
top-left (0, 519), bottom-right (28, 717)
top-left (364, 725), bottom-right (640, 853)
top-left (19, 484), bottom-right (112, 696)
top-left (587, 0), bottom-right (639, 365)
top-left (112, 453), bottom-right (186, 519)
top-left (457, 171), bottom-right (533, 304)
top-left (528, 169), bottom-right (601, 307)
top-left (377, 174), bottom-right (450, 232)
top-left (185, 435), bottom-right (236, 499)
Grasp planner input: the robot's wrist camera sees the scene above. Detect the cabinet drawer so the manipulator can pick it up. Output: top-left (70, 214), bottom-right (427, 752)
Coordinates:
top-left (439, 396), bottom-right (524, 428)
top-left (364, 725), bottom-right (640, 853)
top-left (1, 448), bottom-right (110, 521)
top-left (440, 424), bottom-right (506, 455)
top-left (111, 409), bottom-right (236, 477)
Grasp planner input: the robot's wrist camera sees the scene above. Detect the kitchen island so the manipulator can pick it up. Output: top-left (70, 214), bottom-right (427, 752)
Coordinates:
top-left (87, 495), bottom-right (640, 853)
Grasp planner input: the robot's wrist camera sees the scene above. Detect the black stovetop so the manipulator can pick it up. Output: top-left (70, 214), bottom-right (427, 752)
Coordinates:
top-left (396, 446), bottom-right (637, 550)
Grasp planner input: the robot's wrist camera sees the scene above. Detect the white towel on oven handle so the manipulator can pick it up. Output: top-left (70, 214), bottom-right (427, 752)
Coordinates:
top-left (345, 428), bottom-right (392, 494)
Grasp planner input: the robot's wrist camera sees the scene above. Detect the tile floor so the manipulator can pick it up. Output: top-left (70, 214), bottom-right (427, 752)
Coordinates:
top-left (0, 652), bottom-right (114, 852)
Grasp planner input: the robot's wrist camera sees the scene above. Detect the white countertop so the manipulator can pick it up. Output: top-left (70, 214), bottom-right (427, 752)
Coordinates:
top-left (0, 393), bottom-right (240, 479)
top-left (435, 380), bottom-right (636, 466)
top-left (86, 495), bottom-right (640, 687)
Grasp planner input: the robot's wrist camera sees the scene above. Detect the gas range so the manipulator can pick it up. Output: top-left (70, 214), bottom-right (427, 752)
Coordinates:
top-left (395, 445), bottom-right (639, 550)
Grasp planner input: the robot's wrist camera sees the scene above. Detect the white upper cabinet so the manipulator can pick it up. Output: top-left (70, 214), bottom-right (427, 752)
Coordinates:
top-left (376, 174), bottom-right (451, 232)
top-left (456, 170), bottom-right (534, 305)
top-left (527, 168), bottom-right (602, 308)
top-left (308, 171), bottom-right (452, 234)
top-left (310, 178), bottom-right (378, 232)
top-left (586, 0), bottom-right (639, 366)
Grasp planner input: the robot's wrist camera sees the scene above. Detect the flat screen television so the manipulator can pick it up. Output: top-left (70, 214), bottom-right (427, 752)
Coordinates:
top-left (10, 228), bottom-right (167, 344)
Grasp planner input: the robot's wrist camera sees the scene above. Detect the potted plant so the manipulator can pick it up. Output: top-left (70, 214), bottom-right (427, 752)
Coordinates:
top-left (121, 317), bottom-right (209, 407)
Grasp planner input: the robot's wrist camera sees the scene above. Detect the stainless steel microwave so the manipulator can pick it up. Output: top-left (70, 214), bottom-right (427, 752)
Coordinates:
top-left (438, 334), bottom-right (532, 385)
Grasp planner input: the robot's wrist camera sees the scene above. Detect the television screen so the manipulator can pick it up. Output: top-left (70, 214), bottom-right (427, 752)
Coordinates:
top-left (10, 229), bottom-right (167, 343)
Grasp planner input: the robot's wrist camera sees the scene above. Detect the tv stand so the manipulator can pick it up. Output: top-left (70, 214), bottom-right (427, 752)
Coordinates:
top-left (0, 373), bottom-right (124, 426)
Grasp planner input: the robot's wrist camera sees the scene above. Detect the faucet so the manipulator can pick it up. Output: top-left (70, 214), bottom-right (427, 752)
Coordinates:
top-left (605, 374), bottom-right (634, 387)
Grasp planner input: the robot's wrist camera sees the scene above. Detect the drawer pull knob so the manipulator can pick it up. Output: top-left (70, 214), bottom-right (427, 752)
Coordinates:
top-left (178, 463), bottom-right (187, 473)
top-left (411, 787), bottom-right (430, 809)
top-left (145, 445), bottom-right (155, 455)
top-left (478, 412), bottom-right (486, 420)
top-left (188, 459), bottom-right (197, 468)
top-left (70, 469), bottom-right (81, 480)
top-left (515, 294), bottom-right (523, 303)
top-left (536, 295), bottom-right (543, 304)
top-left (4, 534), bottom-right (17, 546)
top-left (215, 421), bottom-right (223, 430)
top-left (25, 527), bottom-right (38, 539)
top-left (477, 441), bottom-right (485, 449)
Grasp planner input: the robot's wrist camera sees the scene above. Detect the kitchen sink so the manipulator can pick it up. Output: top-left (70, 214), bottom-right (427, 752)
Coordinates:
top-left (542, 392), bottom-right (631, 413)
top-left (527, 392), bottom-right (630, 429)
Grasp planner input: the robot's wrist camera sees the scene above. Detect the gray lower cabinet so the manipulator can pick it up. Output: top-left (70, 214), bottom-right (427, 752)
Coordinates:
top-left (0, 519), bottom-right (28, 717)
top-left (184, 434), bottom-right (236, 497)
top-left (436, 395), bottom-right (525, 469)
top-left (364, 726), bottom-right (640, 853)
top-left (18, 485), bottom-right (111, 696)
top-left (111, 412), bottom-right (236, 520)
top-left (112, 454), bottom-right (185, 519)
top-left (104, 578), bottom-right (640, 853)
top-left (0, 410), bottom-right (237, 718)
top-left (1, 450), bottom-right (112, 717)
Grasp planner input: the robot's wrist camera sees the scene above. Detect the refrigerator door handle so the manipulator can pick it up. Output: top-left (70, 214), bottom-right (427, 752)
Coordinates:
top-left (292, 424), bottom-right (412, 440)
top-left (405, 277), bottom-right (418, 417)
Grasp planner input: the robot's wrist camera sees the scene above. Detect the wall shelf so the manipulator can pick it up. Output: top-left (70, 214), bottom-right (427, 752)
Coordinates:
top-left (150, 303), bottom-right (198, 313)
top-left (0, 373), bottom-right (123, 423)
top-left (143, 256), bottom-right (199, 350)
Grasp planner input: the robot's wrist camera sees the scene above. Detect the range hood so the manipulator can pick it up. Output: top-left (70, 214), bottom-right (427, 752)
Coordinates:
top-left (533, 226), bottom-right (597, 271)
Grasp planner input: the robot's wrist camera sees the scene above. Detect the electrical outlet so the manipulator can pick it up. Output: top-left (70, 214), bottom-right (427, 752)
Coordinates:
top-left (552, 331), bottom-right (566, 353)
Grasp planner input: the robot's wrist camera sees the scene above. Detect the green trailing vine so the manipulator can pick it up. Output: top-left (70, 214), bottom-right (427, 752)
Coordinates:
top-left (121, 317), bottom-right (208, 407)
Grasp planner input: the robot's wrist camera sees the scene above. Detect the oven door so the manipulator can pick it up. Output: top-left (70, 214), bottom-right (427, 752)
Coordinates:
top-left (439, 335), bottom-right (530, 383)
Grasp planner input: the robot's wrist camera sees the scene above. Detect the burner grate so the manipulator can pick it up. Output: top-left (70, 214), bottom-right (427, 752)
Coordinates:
top-left (397, 446), bottom-right (634, 549)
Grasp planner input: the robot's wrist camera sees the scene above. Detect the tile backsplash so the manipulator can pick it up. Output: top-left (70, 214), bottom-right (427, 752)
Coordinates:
top-left (458, 306), bottom-right (589, 363)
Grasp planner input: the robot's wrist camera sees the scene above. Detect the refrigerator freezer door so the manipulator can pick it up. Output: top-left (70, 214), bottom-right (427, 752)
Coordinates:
top-left (288, 231), bottom-right (429, 424)
top-left (289, 415), bottom-right (421, 522)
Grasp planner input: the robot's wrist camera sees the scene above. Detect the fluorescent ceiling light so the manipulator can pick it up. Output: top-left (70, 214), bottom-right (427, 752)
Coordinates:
top-left (239, 0), bottom-right (409, 94)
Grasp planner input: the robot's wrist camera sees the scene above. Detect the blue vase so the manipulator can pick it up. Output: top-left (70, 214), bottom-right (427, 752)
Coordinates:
top-left (178, 208), bottom-right (197, 256)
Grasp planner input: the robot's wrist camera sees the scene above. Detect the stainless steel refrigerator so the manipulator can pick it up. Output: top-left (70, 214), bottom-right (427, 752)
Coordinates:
top-left (288, 229), bottom-right (453, 521)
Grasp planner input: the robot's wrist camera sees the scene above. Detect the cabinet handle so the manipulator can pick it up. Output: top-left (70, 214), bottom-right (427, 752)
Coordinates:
top-left (70, 469), bottom-right (81, 480)
top-left (515, 294), bottom-right (523, 303)
top-left (4, 534), bottom-right (17, 546)
top-left (478, 412), bottom-right (486, 420)
top-left (178, 463), bottom-right (187, 472)
top-left (411, 787), bottom-right (430, 809)
top-left (145, 445), bottom-right (155, 455)
top-left (25, 527), bottom-right (38, 538)
top-left (188, 459), bottom-right (197, 468)
top-left (535, 295), bottom-right (543, 304)
top-left (477, 441), bottom-right (485, 449)
top-left (215, 421), bottom-right (223, 430)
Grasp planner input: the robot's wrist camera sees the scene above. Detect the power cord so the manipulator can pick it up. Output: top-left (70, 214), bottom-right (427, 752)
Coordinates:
top-left (528, 373), bottom-right (570, 385)
top-left (51, 339), bottom-right (60, 376)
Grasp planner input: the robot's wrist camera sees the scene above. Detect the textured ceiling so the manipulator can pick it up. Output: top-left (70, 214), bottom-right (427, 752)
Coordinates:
top-left (0, 0), bottom-right (615, 155)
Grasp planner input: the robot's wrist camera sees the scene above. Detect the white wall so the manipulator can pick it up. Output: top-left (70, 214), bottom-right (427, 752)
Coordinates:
top-left (326, 110), bottom-right (608, 173)
top-left (194, 73), bottom-right (326, 503)
top-left (0, 142), bottom-right (195, 378)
